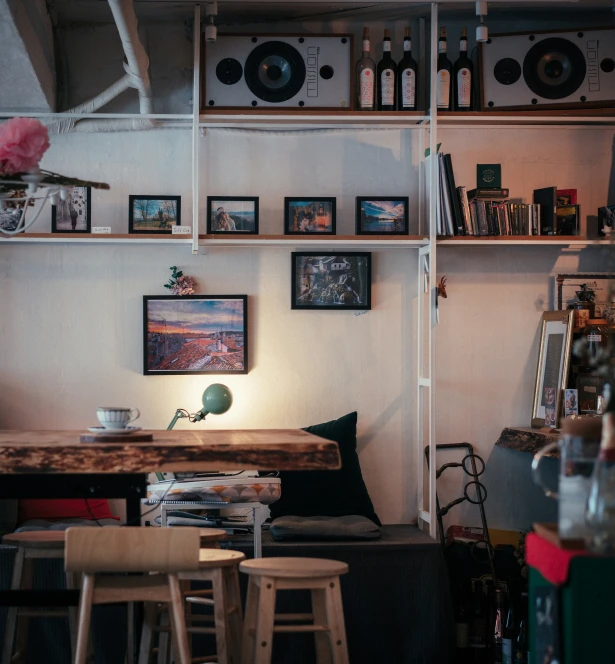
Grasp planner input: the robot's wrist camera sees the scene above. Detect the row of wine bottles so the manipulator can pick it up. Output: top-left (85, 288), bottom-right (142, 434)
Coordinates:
top-left (354, 27), bottom-right (474, 111)
top-left (455, 579), bottom-right (529, 664)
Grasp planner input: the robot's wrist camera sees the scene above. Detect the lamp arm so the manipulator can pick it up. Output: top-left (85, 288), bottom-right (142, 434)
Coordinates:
top-left (167, 409), bottom-right (189, 430)
top-left (191, 408), bottom-right (210, 423)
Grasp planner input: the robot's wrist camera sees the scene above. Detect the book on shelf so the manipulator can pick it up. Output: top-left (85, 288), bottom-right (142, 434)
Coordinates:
top-left (467, 187), bottom-right (510, 200)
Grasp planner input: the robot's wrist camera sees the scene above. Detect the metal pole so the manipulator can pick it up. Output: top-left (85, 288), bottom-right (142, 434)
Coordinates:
top-left (192, 4), bottom-right (201, 255)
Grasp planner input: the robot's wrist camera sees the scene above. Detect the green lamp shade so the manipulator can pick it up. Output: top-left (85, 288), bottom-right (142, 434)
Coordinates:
top-left (202, 383), bottom-right (233, 415)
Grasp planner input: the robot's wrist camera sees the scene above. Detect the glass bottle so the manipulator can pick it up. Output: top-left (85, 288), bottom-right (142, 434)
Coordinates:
top-left (397, 27), bottom-right (418, 110)
top-left (470, 580), bottom-right (487, 663)
top-left (454, 27), bottom-right (473, 111)
top-left (502, 584), bottom-right (517, 664)
top-left (377, 29), bottom-right (397, 110)
top-left (492, 589), bottom-right (505, 664)
top-left (585, 411), bottom-right (615, 554)
top-left (436, 27), bottom-right (452, 111)
top-left (355, 27), bottom-right (376, 111)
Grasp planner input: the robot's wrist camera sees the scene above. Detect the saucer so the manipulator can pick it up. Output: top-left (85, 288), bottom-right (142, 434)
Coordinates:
top-left (87, 426), bottom-right (142, 434)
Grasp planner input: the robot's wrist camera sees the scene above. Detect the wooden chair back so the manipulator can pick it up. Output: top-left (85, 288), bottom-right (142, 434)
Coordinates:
top-left (65, 527), bottom-right (201, 573)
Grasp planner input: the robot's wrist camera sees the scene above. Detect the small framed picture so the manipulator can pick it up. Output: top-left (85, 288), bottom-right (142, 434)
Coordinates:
top-left (556, 205), bottom-right (580, 236)
top-left (531, 310), bottom-right (574, 428)
top-left (356, 197), bottom-right (409, 235)
top-left (284, 198), bottom-right (336, 235)
top-left (51, 186), bottom-right (91, 233)
top-left (291, 252), bottom-right (371, 311)
top-left (129, 196), bottom-right (181, 234)
top-left (143, 295), bottom-right (248, 375)
top-left (564, 389), bottom-right (579, 417)
top-left (207, 197), bottom-right (259, 234)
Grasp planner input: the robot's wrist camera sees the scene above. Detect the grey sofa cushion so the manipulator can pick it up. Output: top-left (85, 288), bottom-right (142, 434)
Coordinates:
top-left (270, 515), bottom-right (382, 541)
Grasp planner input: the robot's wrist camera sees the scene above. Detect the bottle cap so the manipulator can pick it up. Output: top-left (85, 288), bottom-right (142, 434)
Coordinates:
top-left (461, 27), bottom-right (467, 37)
top-left (405, 27), bottom-right (411, 37)
top-left (440, 27), bottom-right (446, 38)
top-left (384, 29), bottom-right (391, 38)
top-left (561, 416), bottom-right (602, 441)
top-left (363, 27), bottom-right (369, 38)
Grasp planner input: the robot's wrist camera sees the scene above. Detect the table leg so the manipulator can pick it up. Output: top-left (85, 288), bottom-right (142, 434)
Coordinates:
top-left (253, 506), bottom-right (263, 559)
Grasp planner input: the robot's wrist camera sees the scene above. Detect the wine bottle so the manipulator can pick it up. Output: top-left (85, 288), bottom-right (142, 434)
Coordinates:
top-left (355, 27), bottom-right (376, 111)
top-left (513, 591), bottom-right (529, 664)
top-left (502, 586), bottom-right (517, 664)
top-left (454, 27), bottom-right (473, 111)
top-left (492, 589), bottom-right (505, 664)
top-left (377, 29), bottom-right (397, 111)
top-left (469, 580), bottom-right (487, 664)
top-left (397, 27), bottom-right (418, 111)
top-left (436, 27), bottom-right (452, 111)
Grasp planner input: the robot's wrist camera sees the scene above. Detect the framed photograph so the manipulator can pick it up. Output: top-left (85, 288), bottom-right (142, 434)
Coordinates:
top-left (531, 310), bottom-right (574, 428)
top-left (207, 197), bottom-right (259, 234)
top-left (129, 195), bottom-right (181, 234)
top-left (356, 197), bottom-right (409, 235)
top-left (564, 389), bottom-right (579, 417)
top-left (599, 204), bottom-right (615, 236)
top-left (284, 198), bottom-right (336, 235)
top-left (51, 186), bottom-right (91, 233)
top-left (143, 295), bottom-right (248, 375)
top-left (291, 252), bottom-right (371, 311)
top-left (556, 273), bottom-right (615, 322)
top-left (555, 204), bottom-right (580, 235)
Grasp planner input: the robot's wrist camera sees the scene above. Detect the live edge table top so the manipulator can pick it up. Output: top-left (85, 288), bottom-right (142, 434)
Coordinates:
top-left (0, 429), bottom-right (341, 474)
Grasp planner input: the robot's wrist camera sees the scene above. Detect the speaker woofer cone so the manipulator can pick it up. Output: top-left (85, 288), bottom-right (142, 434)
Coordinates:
top-left (244, 41), bottom-right (306, 103)
top-left (523, 37), bottom-right (586, 100)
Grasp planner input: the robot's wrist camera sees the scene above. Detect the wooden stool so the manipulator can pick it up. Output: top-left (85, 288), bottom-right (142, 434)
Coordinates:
top-left (140, 546), bottom-right (245, 664)
top-left (1, 531), bottom-right (78, 664)
top-left (145, 528), bottom-right (229, 664)
top-left (240, 557), bottom-right (350, 664)
top-left (65, 526), bottom-right (201, 664)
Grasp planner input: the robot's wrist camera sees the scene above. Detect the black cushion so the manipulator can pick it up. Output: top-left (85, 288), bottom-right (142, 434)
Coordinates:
top-left (270, 515), bottom-right (382, 541)
top-left (268, 412), bottom-right (381, 526)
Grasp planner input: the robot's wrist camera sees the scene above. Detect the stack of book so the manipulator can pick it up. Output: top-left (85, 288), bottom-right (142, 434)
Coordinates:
top-left (435, 153), bottom-right (542, 236)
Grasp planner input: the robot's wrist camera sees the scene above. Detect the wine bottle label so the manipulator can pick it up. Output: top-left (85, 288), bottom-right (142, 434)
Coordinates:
top-left (588, 334), bottom-right (602, 341)
top-left (502, 639), bottom-right (513, 664)
top-left (439, 40), bottom-right (447, 53)
top-left (401, 68), bottom-right (416, 107)
top-left (381, 69), bottom-right (395, 105)
top-left (359, 69), bottom-right (374, 107)
top-left (455, 623), bottom-right (469, 648)
top-left (362, 39), bottom-right (370, 52)
top-left (404, 38), bottom-right (411, 52)
top-left (460, 39), bottom-right (468, 52)
top-left (437, 69), bottom-right (450, 108)
top-left (383, 41), bottom-right (391, 52)
top-left (457, 68), bottom-right (472, 107)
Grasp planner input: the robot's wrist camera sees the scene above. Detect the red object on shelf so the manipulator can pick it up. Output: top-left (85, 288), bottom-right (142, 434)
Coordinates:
top-left (526, 532), bottom-right (593, 586)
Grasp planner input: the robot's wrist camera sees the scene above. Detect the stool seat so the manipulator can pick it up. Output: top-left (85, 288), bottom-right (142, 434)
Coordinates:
top-left (3, 531), bottom-right (66, 548)
top-left (199, 527), bottom-right (227, 545)
top-left (197, 549), bottom-right (245, 569)
top-left (240, 557), bottom-right (349, 579)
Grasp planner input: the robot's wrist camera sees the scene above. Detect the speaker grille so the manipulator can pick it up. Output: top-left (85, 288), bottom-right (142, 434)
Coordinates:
top-left (522, 37), bottom-right (586, 100)
top-left (244, 41), bottom-right (306, 103)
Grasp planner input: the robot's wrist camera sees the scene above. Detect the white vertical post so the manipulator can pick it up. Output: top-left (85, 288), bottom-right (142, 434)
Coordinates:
top-left (191, 4), bottom-right (201, 255)
top-left (427, 2), bottom-right (438, 540)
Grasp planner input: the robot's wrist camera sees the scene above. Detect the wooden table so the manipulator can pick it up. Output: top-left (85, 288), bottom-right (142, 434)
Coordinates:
top-left (0, 428), bottom-right (340, 613)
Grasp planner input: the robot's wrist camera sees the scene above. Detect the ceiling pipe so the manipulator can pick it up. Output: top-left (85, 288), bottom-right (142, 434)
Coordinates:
top-left (50, 0), bottom-right (155, 133)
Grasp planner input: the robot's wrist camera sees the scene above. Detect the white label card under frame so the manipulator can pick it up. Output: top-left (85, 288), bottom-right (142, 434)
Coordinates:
top-left (92, 227), bottom-right (111, 234)
top-left (172, 226), bottom-right (192, 235)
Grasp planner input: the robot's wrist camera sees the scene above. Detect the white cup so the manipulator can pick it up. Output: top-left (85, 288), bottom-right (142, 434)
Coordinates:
top-left (97, 407), bottom-right (140, 429)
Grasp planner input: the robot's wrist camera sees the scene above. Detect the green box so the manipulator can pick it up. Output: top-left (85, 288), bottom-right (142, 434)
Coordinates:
top-left (529, 557), bottom-right (615, 664)
top-left (477, 164), bottom-right (501, 189)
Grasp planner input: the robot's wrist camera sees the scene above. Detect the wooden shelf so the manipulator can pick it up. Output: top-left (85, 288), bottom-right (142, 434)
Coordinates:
top-left (438, 109), bottom-right (615, 127)
top-left (437, 236), bottom-right (606, 246)
top-left (199, 234), bottom-right (429, 248)
top-left (0, 233), bottom-right (193, 245)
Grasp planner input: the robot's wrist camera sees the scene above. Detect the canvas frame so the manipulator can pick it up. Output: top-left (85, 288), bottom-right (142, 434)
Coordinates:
top-left (143, 295), bottom-right (248, 375)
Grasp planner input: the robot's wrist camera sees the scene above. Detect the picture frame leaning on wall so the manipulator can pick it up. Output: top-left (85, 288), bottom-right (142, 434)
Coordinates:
top-left (531, 310), bottom-right (575, 429)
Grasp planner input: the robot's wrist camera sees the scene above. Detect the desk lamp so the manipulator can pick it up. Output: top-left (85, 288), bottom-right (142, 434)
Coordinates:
top-left (167, 383), bottom-right (233, 430)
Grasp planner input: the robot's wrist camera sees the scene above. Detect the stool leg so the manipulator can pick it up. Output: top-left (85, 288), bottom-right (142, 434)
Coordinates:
top-left (168, 574), bottom-right (191, 664)
top-left (75, 574), bottom-right (95, 664)
top-left (311, 589), bottom-right (332, 664)
top-left (211, 567), bottom-right (229, 664)
top-left (324, 578), bottom-right (349, 664)
top-left (241, 577), bottom-right (259, 664)
top-left (138, 603), bottom-right (158, 664)
top-left (66, 571), bottom-right (79, 658)
top-left (253, 577), bottom-right (276, 664)
top-left (1, 546), bottom-right (25, 664)
top-left (225, 568), bottom-right (243, 664)
top-left (13, 558), bottom-right (34, 663)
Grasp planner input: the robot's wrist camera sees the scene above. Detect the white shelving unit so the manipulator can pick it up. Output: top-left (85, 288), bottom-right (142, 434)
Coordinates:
top-left (2, 1), bottom-right (614, 541)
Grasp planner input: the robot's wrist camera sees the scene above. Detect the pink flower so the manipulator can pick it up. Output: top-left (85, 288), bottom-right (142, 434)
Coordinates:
top-left (171, 275), bottom-right (197, 296)
top-left (0, 118), bottom-right (50, 175)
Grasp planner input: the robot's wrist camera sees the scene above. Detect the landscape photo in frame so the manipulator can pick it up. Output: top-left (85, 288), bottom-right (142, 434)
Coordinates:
top-left (144, 295), bottom-right (248, 375)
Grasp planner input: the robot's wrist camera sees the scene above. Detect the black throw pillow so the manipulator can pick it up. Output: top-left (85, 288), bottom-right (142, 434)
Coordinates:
top-left (268, 412), bottom-right (381, 526)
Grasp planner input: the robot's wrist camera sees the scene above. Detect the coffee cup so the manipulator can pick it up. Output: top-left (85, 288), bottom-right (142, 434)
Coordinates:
top-left (97, 407), bottom-right (140, 429)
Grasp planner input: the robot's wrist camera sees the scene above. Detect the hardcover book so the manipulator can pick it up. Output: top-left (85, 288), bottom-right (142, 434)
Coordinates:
top-left (533, 187), bottom-right (557, 235)
top-left (477, 164), bottom-right (502, 189)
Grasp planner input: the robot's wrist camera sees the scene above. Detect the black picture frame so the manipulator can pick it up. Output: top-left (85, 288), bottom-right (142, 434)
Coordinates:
top-left (206, 196), bottom-right (259, 234)
top-left (291, 252), bottom-right (372, 311)
top-left (143, 295), bottom-right (248, 375)
top-left (51, 186), bottom-right (91, 233)
top-left (355, 197), bottom-right (410, 235)
top-left (284, 197), bottom-right (336, 235)
top-left (129, 195), bottom-right (181, 234)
